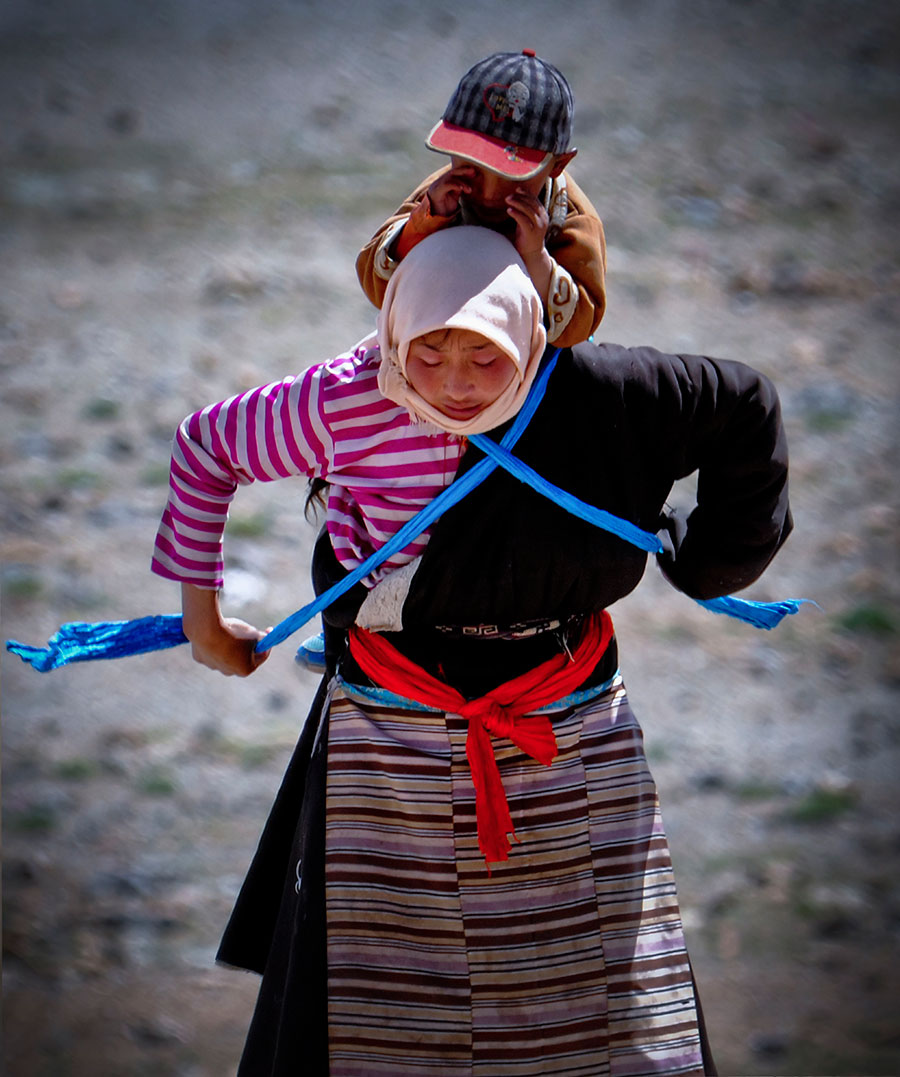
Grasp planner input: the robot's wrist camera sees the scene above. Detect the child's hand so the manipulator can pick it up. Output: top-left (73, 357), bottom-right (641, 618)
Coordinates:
top-left (505, 188), bottom-right (550, 259)
top-left (506, 188), bottom-right (553, 306)
top-left (181, 583), bottom-right (270, 677)
top-left (427, 166), bottom-right (474, 217)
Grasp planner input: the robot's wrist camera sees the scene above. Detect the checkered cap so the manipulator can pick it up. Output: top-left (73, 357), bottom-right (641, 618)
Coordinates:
top-left (441, 50), bottom-right (574, 154)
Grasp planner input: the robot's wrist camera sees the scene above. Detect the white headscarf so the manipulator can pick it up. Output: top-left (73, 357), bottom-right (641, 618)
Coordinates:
top-left (375, 227), bottom-right (547, 435)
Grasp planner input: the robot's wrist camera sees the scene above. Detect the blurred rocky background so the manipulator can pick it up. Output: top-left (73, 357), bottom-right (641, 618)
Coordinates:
top-left (2, 0), bottom-right (899, 1073)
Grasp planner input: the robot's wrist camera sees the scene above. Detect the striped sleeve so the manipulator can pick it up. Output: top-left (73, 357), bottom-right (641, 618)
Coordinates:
top-left (151, 367), bottom-right (334, 588)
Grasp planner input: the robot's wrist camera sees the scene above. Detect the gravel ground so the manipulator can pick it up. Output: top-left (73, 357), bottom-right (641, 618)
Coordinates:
top-left (2, 2), bottom-right (900, 1074)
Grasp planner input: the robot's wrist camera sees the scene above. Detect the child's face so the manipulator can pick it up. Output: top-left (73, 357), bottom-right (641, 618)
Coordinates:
top-left (448, 155), bottom-right (562, 224)
top-left (405, 328), bottom-right (517, 421)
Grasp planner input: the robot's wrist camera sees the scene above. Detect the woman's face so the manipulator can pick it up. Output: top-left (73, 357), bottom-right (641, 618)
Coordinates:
top-left (405, 328), bottom-right (518, 422)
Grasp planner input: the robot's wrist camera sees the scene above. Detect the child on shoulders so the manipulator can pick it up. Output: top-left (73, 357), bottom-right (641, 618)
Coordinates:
top-left (357, 49), bottom-right (607, 347)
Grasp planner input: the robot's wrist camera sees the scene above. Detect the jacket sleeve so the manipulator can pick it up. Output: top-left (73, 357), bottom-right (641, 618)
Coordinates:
top-left (636, 348), bottom-right (793, 600)
top-left (355, 168), bottom-right (451, 309)
top-left (544, 175), bottom-right (607, 347)
top-left (151, 370), bottom-right (332, 588)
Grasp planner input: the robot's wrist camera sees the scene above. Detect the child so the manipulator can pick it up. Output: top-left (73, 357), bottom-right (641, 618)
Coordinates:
top-left (154, 227), bottom-right (792, 1074)
top-left (356, 49), bottom-right (607, 347)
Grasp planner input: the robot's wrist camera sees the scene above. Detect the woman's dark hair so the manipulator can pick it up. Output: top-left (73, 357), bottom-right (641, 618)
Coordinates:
top-left (305, 477), bottom-right (329, 521)
top-left (415, 327), bottom-right (453, 348)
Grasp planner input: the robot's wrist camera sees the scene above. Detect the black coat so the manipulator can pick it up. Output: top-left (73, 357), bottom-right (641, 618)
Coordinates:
top-left (407, 340), bottom-right (791, 622)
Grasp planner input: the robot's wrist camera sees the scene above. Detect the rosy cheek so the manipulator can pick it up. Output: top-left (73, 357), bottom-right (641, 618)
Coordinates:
top-left (407, 363), bottom-right (443, 404)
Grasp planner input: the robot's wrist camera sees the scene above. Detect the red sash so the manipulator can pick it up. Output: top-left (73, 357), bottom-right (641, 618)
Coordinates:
top-left (347, 611), bottom-right (614, 866)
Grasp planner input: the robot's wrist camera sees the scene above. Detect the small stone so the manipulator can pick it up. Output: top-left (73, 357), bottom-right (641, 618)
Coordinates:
top-left (881, 644), bottom-right (900, 685)
top-left (370, 127), bottom-right (414, 154)
top-left (106, 108), bottom-right (140, 136)
top-left (759, 860), bottom-right (796, 904)
top-left (692, 771), bottom-right (727, 793)
top-left (191, 350), bottom-right (220, 375)
top-left (820, 531), bottom-right (862, 558)
top-left (749, 1031), bottom-right (790, 1058)
top-left (716, 921), bottom-right (741, 960)
top-left (227, 159), bottom-right (260, 184)
top-left (50, 283), bottom-right (88, 310)
top-left (99, 727), bottom-right (150, 751)
top-left (847, 568), bottom-right (883, 594)
top-left (744, 644), bottom-right (782, 675)
top-left (813, 911), bottom-right (860, 939)
top-left (863, 503), bottom-right (896, 534)
top-left (267, 690), bottom-right (289, 712)
top-left (127, 1016), bottom-right (185, 1046)
top-left (45, 83), bottom-right (75, 114)
top-left (202, 267), bottom-right (266, 304)
top-left (788, 335), bottom-right (825, 366)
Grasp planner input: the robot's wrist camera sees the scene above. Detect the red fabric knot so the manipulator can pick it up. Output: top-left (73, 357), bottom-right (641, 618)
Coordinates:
top-left (459, 697), bottom-right (511, 736)
top-left (348, 610), bottom-right (614, 868)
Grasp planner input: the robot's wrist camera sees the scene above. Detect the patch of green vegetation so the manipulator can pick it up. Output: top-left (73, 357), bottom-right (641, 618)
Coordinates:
top-left (4, 574), bottom-right (44, 600)
top-left (786, 786), bottom-right (857, 824)
top-left (10, 806), bottom-right (57, 832)
top-left (58, 468), bottom-right (103, 491)
top-left (139, 463), bottom-right (171, 487)
top-left (138, 766), bottom-right (177, 796)
top-left (83, 398), bottom-right (120, 421)
top-left (698, 851), bottom-right (744, 875)
top-left (258, 303), bottom-right (296, 329)
top-left (836, 603), bottom-right (898, 637)
top-left (734, 779), bottom-right (783, 801)
top-left (780, 1039), bottom-right (900, 1077)
top-left (228, 512), bottom-right (271, 538)
top-left (655, 622), bottom-right (699, 644)
top-left (54, 757), bottom-right (100, 781)
top-left (804, 408), bottom-right (854, 433)
top-left (195, 730), bottom-right (281, 770)
top-left (644, 741), bottom-right (670, 763)
top-left (238, 742), bottom-right (280, 770)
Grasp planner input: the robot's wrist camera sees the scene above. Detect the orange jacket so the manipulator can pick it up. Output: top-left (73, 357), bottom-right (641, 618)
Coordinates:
top-left (356, 167), bottom-right (607, 347)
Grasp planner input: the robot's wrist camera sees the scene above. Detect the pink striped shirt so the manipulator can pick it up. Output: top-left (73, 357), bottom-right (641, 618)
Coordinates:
top-left (152, 344), bottom-right (466, 589)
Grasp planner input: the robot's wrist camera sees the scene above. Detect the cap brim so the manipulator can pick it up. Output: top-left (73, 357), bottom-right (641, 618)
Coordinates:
top-left (426, 121), bottom-right (553, 180)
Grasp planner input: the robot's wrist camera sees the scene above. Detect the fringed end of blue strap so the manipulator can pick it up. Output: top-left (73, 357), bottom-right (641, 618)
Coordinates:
top-left (694, 595), bottom-right (817, 630)
top-left (6, 615), bottom-right (187, 672)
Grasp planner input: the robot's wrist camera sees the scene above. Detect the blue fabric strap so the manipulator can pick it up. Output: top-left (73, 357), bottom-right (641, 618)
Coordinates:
top-left (695, 594), bottom-right (814, 630)
top-left (467, 433), bottom-right (664, 553)
top-left (465, 431), bottom-right (808, 629)
top-left (6, 344), bottom-right (809, 670)
top-left (6, 614), bottom-right (187, 672)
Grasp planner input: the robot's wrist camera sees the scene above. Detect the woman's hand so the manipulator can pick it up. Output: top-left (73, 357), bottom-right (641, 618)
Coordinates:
top-left (181, 583), bottom-right (269, 677)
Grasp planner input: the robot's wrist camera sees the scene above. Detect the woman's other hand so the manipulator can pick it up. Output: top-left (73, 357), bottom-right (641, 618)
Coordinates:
top-left (181, 583), bottom-right (269, 677)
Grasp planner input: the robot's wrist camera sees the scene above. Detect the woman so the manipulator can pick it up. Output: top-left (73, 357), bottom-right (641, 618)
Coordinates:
top-left (153, 227), bottom-right (791, 1075)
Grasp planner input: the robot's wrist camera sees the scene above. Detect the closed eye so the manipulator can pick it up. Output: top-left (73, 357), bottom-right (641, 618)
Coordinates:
top-left (471, 348), bottom-right (504, 367)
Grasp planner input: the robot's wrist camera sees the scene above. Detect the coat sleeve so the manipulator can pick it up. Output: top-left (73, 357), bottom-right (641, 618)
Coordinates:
top-left (544, 175), bottom-right (607, 347)
top-left (355, 169), bottom-right (449, 309)
top-left (626, 347), bottom-right (793, 600)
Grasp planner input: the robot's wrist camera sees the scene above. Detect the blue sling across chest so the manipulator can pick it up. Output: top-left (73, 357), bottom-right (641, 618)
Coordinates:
top-left (6, 349), bottom-right (809, 672)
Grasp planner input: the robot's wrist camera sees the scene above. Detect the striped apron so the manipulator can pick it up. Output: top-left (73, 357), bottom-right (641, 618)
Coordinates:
top-left (323, 677), bottom-right (705, 1076)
